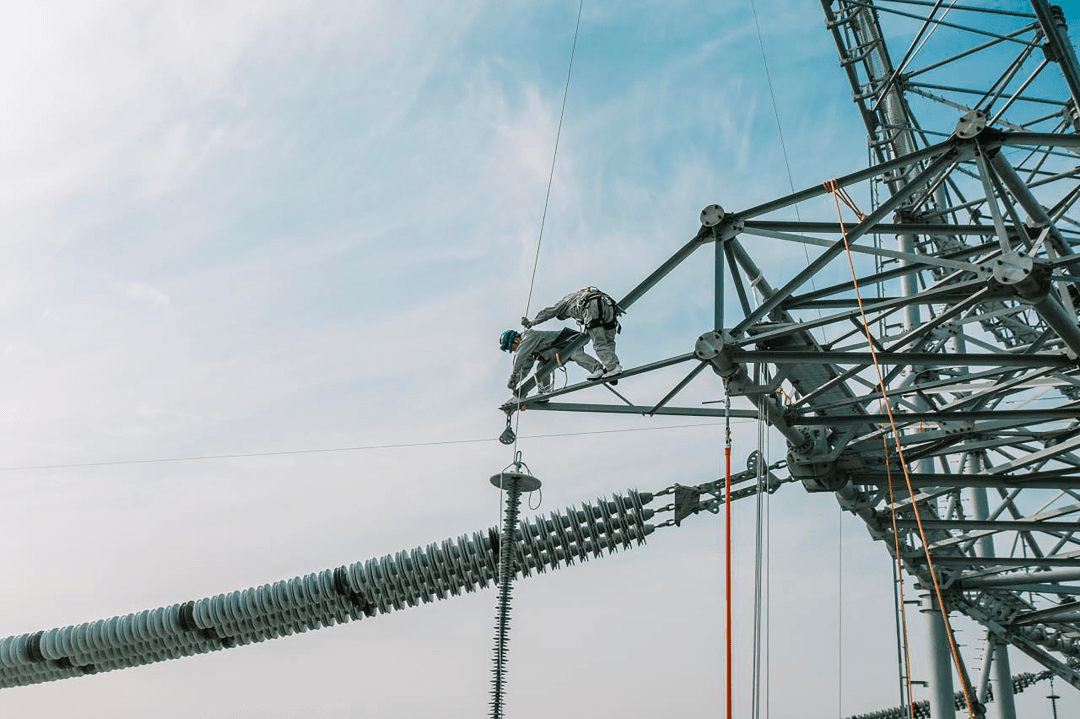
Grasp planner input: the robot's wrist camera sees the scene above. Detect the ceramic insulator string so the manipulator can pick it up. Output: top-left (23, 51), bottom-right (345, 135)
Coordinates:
top-left (0, 489), bottom-right (655, 689)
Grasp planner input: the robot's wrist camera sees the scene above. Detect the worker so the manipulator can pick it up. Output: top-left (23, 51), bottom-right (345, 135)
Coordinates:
top-left (501, 327), bottom-right (603, 397)
top-left (521, 287), bottom-right (621, 379)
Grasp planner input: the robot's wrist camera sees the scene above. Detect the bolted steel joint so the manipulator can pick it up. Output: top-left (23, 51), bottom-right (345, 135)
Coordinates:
top-left (953, 109), bottom-right (988, 138)
top-left (699, 203), bottom-right (726, 228)
top-left (986, 253), bottom-right (1051, 302)
top-left (786, 428), bottom-right (847, 492)
top-left (694, 330), bottom-right (742, 379)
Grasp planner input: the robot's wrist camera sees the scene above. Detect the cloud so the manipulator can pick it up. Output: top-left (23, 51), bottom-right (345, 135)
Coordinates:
top-left (119, 282), bottom-right (172, 309)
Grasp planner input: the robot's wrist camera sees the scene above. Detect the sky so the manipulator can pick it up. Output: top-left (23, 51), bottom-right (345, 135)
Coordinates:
top-left (0, 1), bottom-right (1076, 717)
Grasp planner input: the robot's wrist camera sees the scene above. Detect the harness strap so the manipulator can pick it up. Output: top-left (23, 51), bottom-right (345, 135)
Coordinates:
top-left (584, 293), bottom-right (620, 331)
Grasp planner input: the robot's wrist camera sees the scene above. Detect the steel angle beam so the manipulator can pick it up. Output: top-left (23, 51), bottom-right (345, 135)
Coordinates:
top-left (517, 402), bottom-right (758, 419)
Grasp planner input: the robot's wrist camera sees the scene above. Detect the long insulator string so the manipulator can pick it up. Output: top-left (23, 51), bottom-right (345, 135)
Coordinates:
top-left (0, 488), bottom-right (656, 689)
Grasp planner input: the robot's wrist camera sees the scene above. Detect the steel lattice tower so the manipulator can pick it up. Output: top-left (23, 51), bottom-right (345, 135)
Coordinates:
top-left (505, 1), bottom-right (1080, 716)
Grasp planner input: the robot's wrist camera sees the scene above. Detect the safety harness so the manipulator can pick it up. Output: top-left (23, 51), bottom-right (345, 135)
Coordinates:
top-left (579, 288), bottom-right (622, 333)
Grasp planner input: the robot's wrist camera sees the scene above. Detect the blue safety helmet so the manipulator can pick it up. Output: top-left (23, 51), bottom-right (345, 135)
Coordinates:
top-left (500, 329), bottom-right (521, 352)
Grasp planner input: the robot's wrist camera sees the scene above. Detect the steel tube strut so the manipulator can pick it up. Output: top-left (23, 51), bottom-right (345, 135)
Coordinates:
top-left (990, 637), bottom-right (1018, 719)
top-left (1031, 0), bottom-right (1080, 110)
top-left (923, 592), bottom-right (958, 719)
top-left (732, 148), bottom-right (964, 335)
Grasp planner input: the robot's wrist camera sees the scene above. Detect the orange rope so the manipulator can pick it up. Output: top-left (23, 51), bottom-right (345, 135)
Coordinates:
top-left (824, 179), bottom-right (975, 719)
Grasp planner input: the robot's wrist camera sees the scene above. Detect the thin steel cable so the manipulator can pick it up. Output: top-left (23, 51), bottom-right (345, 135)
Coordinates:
top-left (498, 9), bottom-right (585, 708)
top-left (522, 0), bottom-right (585, 320)
top-left (0, 421), bottom-right (748, 473)
top-left (750, 270), bottom-right (772, 719)
top-left (510, 0), bottom-right (585, 497)
top-left (747, 0), bottom-right (800, 218)
top-left (747, 0), bottom-right (826, 343)
top-left (723, 382), bottom-right (733, 719)
top-left (765, 421), bottom-right (771, 719)
top-left (751, 366), bottom-right (767, 719)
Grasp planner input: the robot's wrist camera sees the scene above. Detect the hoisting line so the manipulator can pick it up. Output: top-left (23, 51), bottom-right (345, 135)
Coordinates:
top-left (509, 0), bottom-right (585, 452)
top-left (493, 4), bottom-right (585, 718)
top-left (750, 364), bottom-right (769, 719)
top-left (824, 178), bottom-right (975, 719)
top-left (747, 0), bottom-right (826, 345)
top-left (522, 0), bottom-right (585, 319)
top-left (724, 380), bottom-right (734, 719)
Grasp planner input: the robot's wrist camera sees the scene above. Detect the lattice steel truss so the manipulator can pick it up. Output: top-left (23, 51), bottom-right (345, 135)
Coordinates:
top-left (504, 1), bottom-right (1080, 715)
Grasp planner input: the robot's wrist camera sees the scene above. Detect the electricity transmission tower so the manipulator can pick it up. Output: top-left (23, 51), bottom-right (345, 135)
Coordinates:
top-left (509, 1), bottom-right (1080, 716)
top-left (1, 3), bottom-right (1078, 719)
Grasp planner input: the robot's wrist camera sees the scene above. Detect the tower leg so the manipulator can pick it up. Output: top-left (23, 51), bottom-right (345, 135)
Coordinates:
top-left (989, 638), bottom-right (1017, 719)
top-left (922, 592), bottom-right (957, 719)
top-left (967, 452), bottom-right (1015, 719)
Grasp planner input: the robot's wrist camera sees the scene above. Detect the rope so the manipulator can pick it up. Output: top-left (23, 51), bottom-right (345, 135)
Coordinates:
top-left (824, 178), bottom-right (975, 719)
top-left (522, 0), bottom-right (585, 320)
top-left (751, 365), bottom-right (768, 719)
top-left (724, 381), bottom-right (734, 719)
top-left (747, 0), bottom-right (826, 343)
top-left (496, 6), bottom-right (585, 714)
top-left (510, 0), bottom-right (585, 459)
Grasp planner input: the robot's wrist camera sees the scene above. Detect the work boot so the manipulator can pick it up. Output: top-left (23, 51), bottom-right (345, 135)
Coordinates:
top-left (587, 368), bottom-right (604, 381)
top-left (601, 365), bottom-right (622, 379)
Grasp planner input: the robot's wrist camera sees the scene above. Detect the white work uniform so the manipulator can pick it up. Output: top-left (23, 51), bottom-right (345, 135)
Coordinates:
top-left (530, 289), bottom-right (621, 371)
top-left (508, 329), bottom-right (601, 395)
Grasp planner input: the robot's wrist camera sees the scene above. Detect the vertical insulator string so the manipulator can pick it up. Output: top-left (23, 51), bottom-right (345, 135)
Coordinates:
top-left (490, 478), bottom-right (523, 719)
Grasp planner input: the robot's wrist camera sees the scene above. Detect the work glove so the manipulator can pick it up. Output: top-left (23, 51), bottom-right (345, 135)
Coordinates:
top-left (520, 316), bottom-right (532, 329)
top-left (508, 379), bottom-right (518, 392)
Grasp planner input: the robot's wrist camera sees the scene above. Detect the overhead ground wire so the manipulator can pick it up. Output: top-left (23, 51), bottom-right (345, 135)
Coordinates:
top-left (0, 420), bottom-right (751, 473)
